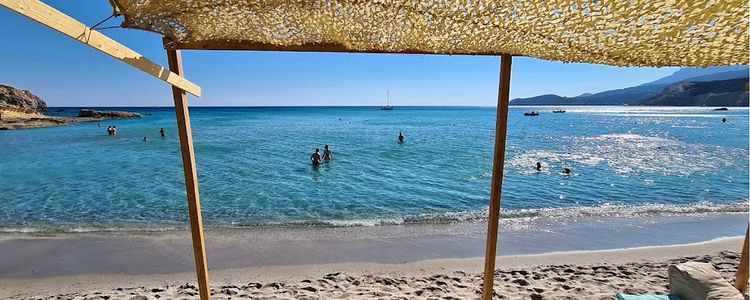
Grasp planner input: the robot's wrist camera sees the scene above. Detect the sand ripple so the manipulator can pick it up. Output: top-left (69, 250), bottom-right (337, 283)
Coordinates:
top-left (27, 251), bottom-right (743, 300)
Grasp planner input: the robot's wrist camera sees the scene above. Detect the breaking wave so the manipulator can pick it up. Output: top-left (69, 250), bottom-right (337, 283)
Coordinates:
top-left (1, 200), bottom-right (745, 233)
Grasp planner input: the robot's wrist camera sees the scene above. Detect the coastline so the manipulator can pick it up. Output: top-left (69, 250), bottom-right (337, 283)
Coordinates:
top-left (0, 108), bottom-right (141, 130)
top-left (0, 212), bottom-right (745, 276)
top-left (1, 236), bottom-right (744, 299)
top-left (1, 105), bottom-right (747, 298)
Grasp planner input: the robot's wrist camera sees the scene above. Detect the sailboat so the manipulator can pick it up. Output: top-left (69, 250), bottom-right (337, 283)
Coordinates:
top-left (381, 91), bottom-right (394, 110)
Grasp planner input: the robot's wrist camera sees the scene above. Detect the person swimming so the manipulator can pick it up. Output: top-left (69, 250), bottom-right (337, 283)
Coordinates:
top-left (722, 117), bottom-right (727, 123)
top-left (322, 144), bottom-right (333, 162)
top-left (143, 136), bottom-right (148, 142)
top-left (562, 167), bottom-right (572, 175)
top-left (160, 128), bottom-right (166, 137)
top-left (398, 131), bottom-right (405, 143)
top-left (310, 148), bottom-right (322, 166)
top-left (536, 161), bottom-right (542, 171)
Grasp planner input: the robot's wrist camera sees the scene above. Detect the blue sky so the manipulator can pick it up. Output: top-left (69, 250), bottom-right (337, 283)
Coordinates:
top-left (0, 1), bottom-right (679, 107)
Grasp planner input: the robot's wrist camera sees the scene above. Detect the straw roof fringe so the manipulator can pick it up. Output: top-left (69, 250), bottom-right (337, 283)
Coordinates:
top-left (111, 0), bottom-right (748, 67)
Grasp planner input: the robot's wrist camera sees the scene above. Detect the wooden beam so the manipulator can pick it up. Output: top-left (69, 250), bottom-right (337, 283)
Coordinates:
top-left (165, 40), bottom-right (211, 300)
top-left (481, 54), bottom-right (512, 300)
top-left (735, 224), bottom-right (749, 294)
top-left (167, 39), bottom-right (516, 57)
top-left (0, 0), bottom-right (201, 97)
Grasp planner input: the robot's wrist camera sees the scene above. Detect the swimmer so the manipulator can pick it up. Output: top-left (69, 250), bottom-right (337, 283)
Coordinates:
top-left (143, 136), bottom-right (148, 142)
top-left (322, 144), bottom-right (333, 162)
top-left (536, 162), bottom-right (542, 171)
top-left (722, 117), bottom-right (727, 123)
top-left (159, 128), bottom-right (166, 137)
top-left (398, 131), bottom-right (405, 143)
top-left (562, 167), bottom-right (571, 175)
top-left (310, 148), bottom-right (322, 166)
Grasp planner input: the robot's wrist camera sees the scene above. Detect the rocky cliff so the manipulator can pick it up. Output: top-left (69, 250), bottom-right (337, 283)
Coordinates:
top-left (0, 84), bottom-right (47, 113)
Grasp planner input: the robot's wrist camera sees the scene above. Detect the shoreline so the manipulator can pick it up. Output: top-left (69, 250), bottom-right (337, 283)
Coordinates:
top-left (0, 108), bottom-right (141, 130)
top-left (0, 213), bottom-right (745, 277)
top-left (1, 236), bottom-right (744, 299)
top-left (2, 200), bottom-right (746, 234)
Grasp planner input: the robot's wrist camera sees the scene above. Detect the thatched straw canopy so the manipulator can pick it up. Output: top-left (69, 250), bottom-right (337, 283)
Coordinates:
top-left (111, 0), bottom-right (748, 67)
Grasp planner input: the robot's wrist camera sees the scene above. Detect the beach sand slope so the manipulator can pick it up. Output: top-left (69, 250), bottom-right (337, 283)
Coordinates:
top-left (1, 237), bottom-right (745, 300)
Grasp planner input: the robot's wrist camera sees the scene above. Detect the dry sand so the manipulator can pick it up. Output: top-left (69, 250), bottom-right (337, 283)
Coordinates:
top-left (1, 236), bottom-right (745, 299)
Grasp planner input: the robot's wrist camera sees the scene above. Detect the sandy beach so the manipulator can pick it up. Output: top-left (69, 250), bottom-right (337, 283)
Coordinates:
top-left (0, 236), bottom-right (744, 299)
top-left (0, 215), bottom-right (746, 300)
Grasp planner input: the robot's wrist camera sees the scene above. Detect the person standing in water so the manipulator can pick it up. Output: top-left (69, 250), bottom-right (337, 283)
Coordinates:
top-left (310, 148), bottom-right (322, 166)
top-left (322, 144), bottom-right (333, 162)
top-left (160, 128), bottom-right (166, 137)
top-left (536, 161), bottom-right (542, 171)
top-left (398, 131), bottom-right (405, 143)
top-left (562, 167), bottom-right (572, 175)
top-left (722, 117), bottom-right (727, 123)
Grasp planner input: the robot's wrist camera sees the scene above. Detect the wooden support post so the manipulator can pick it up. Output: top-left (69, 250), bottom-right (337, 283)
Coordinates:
top-left (481, 55), bottom-right (512, 300)
top-left (735, 224), bottom-right (749, 294)
top-left (0, 0), bottom-right (201, 97)
top-left (164, 40), bottom-right (211, 300)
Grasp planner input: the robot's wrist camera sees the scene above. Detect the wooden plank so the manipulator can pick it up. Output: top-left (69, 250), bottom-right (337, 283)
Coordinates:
top-left (735, 224), bottom-right (749, 294)
top-left (481, 54), bottom-right (512, 300)
top-left (165, 41), bottom-right (211, 300)
top-left (0, 0), bottom-right (201, 97)
top-left (168, 40), bottom-right (515, 57)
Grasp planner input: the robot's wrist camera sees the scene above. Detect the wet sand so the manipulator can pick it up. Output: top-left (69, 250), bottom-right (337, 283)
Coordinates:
top-left (0, 213), bottom-right (745, 278)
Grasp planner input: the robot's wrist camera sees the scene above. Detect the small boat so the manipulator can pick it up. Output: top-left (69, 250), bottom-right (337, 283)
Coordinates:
top-left (380, 90), bottom-right (394, 110)
top-left (713, 107), bottom-right (728, 111)
top-left (523, 111), bottom-right (539, 116)
top-left (552, 109), bottom-right (566, 113)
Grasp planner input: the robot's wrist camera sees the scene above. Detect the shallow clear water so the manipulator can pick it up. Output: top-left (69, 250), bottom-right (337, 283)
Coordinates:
top-left (0, 106), bottom-right (747, 232)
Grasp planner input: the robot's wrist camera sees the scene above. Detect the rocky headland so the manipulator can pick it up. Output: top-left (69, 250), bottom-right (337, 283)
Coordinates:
top-left (0, 84), bottom-right (141, 130)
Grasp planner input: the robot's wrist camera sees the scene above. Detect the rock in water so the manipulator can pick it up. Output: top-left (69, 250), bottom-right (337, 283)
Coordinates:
top-left (78, 109), bottom-right (142, 119)
top-left (0, 84), bottom-right (141, 130)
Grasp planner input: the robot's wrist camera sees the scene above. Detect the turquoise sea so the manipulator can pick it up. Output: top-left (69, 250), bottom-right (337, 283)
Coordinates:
top-left (0, 106), bottom-right (747, 233)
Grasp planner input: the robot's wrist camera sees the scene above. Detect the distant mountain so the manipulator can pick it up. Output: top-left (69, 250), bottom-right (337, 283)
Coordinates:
top-left (640, 66), bottom-right (747, 86)
top-left (511, 66), bottom-right (749, 106)
top-left (669, 70), bottom-right (749, 84)
top-left (637, 77), bottom-right (749, 106)
top-left (511, 84), bottom-right (665, 106)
